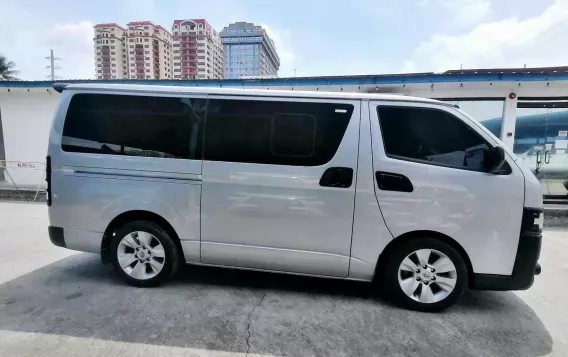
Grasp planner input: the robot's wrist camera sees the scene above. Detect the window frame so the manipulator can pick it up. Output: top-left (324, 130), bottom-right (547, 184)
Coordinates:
top-left (376, 103), bottom-right (511, 175)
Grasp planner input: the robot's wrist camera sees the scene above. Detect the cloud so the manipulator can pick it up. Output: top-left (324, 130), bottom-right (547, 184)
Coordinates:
top-left (452, 0), bottom-right (492, 25)
top-left (46, 21), bottom-right (95, 79)
top-left (401, 61), bottom-right (418, 73)
top-left (0, 1), bottom-right (95, 80)
top-left (260, 24), bottom-right (296, 77)
top-left (419, 0), bottom-right (492, 27)
top-left (299, 60), bottom-right (386, 77)
top-left (0, 0), bottom-right (246, 80)
top-left (408, 0), bottom-right (568, 71)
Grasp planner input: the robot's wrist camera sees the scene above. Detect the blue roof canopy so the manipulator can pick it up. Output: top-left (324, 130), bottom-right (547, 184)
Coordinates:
top-left (2, 67), bottom-right (568, 88)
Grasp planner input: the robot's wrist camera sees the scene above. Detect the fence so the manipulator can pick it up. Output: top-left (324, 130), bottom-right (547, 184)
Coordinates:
top-left (0, 160), bottom-right (46, 201)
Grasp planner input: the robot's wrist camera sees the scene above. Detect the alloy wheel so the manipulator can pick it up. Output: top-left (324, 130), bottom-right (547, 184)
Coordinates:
top-left (116, 231), bottom-right (166, 280)
top-left (397, 248), bottom-right (457, 304)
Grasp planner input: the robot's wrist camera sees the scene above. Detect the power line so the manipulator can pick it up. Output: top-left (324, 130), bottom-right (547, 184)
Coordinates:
top-left (45, 49), bottom-right (62, 81)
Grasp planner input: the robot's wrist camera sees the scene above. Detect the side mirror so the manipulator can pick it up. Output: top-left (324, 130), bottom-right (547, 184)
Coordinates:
top-left (484, 146), bottom-right (505, 173)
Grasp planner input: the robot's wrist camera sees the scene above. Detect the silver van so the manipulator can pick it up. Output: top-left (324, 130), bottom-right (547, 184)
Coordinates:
top-left (47, 83), bottom-right (543, 311)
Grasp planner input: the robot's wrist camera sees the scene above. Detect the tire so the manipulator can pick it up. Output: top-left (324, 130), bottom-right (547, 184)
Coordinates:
top-left (110, 220), bottom-right (181, 287)
top-left (383, 237), bottom-right (468, 312)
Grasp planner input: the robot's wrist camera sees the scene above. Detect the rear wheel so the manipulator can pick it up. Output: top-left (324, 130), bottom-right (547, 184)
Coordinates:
top-left (110, 220), bottom-right (180, 287)
top-left (384, 238), bottom-right (467, 312)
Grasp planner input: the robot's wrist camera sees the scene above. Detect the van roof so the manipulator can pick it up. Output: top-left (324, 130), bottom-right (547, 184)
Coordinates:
top-left (57, 83), bottom-right (451, 106)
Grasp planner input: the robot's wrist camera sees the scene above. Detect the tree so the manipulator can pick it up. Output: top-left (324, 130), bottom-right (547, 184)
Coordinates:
top-left (0, 55), bottom-right (19, 80)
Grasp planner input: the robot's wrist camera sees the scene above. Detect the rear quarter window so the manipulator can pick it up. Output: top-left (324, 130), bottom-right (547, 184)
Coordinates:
top-left (61, 93), bottom-right (205, 160)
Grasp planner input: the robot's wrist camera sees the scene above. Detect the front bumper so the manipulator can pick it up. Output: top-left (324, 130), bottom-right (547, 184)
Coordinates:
top-left (471, 208), bottom-right (542, 291)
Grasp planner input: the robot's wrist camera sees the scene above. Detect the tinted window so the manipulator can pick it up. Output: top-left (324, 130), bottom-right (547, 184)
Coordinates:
top-left (62, 94), bottom-right (205, 159)
top-left (271, 113), bottom-right (315, 157)
top-left (204, 99), bottom-right (353, 166)
top-left (378, 106), bottom-right (492, 171)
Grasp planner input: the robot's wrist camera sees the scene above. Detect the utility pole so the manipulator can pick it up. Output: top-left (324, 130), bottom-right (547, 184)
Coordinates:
top-left (45, 49), bottom-right (62, 80)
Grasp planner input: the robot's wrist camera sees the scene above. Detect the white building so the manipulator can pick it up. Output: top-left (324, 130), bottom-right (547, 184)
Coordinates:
top-left (171, 19), bottom-right (223, 80)
top-left (125, 21), bottom-right (173, 80)
top-left (93, 23), bottom-right (128, 79)
top-left (2, 67), bottom-right (568, 191)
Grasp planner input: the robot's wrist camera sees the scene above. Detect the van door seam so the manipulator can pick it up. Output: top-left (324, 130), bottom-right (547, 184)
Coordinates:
top-left (369, 102), bottom-right (396, 239)
top-left (347, 101), bottom-right (362, 277)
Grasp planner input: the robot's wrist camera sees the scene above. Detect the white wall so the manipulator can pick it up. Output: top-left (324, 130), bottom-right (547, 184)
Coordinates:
top-left (2, 79), bottom-right (568, 189)
top-left (0, 89), bottom-right (59, 189)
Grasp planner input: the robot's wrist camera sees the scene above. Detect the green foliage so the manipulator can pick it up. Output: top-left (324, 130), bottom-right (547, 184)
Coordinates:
top-left (0, 55), bottom-right (19, 80)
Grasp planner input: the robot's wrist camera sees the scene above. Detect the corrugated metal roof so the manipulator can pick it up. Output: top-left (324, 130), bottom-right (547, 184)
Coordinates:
top-left (2, 66), bottom-right (568, 88)
top-left (443, 66), bottom-right (568, 75)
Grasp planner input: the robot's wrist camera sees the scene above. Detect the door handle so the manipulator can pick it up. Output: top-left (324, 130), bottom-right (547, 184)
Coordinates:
top-left (319, 167), bottom-right (353, 188)
top-left (536, 151), bottom-right (542, 164)
top-left (535, 151), bottom-right (543, 173)
top-left (545, 150), bottom-right (552, 164)
top-left (376, 171), bottom-right (414, 192)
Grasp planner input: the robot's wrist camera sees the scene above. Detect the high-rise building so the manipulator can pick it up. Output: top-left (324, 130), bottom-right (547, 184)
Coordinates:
top-left (171, 19), bottom-right (224, 80)
top-left (219, 22), bottom-right (280, 79)
top-left (125, 21), bottom-right (173, 80)
top-left (93, 23), bottom-right (128, 79)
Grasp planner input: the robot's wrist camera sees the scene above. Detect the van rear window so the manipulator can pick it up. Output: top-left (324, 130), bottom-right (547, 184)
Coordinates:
top-left (61, 94), bottom-right (205, 160)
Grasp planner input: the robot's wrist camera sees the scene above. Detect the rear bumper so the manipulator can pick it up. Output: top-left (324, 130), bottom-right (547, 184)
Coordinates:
top-left (48, 226), bottom-right (66, 248)
top-left (471, 208), bottom-right (542, 291)
top-left (48, 226), bottom-right (102, 253)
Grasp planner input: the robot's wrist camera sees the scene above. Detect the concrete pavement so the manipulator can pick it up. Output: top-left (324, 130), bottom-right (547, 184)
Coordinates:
top-left (0, 202), bottom-right (564, 357)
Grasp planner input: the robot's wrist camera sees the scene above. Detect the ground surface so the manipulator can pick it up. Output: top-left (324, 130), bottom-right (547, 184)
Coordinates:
top-left (0, 202), bottom-right (565, 357)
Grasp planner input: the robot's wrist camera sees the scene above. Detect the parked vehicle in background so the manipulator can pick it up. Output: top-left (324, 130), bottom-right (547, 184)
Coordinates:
top-left (47, 83), bottom-right (543, 311)
top-left (482, 108), bottom-right (568, 197)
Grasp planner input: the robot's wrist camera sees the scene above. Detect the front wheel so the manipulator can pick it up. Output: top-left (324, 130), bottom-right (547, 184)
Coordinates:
top-left (110, 220), bottom-right (180, 287)
top-left (384, 238), bottom-right (468, 312)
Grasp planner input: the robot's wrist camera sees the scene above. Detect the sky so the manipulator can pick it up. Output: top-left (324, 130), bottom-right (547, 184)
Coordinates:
top-left (1, 0), bottom-right (567, 80)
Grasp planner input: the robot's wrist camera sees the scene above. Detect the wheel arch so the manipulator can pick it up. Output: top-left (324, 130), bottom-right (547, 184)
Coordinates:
top-left (100, 210), bottom-right (182, 264)
top-left (375, 230), bottom-right (474, 285)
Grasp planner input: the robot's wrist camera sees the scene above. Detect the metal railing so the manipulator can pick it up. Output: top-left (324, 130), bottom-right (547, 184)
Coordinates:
top-left (0, 160), bottom-right (46, 201)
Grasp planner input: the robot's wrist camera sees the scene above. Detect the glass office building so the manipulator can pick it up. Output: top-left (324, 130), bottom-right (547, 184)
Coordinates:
top-left (219, 22), bottom-right (280, 79)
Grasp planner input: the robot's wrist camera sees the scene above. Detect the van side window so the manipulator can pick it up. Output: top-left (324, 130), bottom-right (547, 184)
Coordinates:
top-left (204, 99), bottom-right (353, 166)
top-left (378, 106), bottom-right (497, 172)
top-left (62, 94), bottom-right (205, 160)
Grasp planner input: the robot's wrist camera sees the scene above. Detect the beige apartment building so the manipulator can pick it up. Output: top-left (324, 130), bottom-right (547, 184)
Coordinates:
top-left (171, 19), bottom-right (223, 80)
top-left (125, 21), bottom-right (173, 80)
top-left (94, 19), bottom-right (222, 80)
top-left (93, 23), bottom-right (128, 79)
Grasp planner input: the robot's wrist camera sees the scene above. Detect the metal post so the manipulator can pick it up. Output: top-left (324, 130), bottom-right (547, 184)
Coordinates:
top-left (33, 171), bottom-right (46, 202)
top-left (501, 95), bottom-right (518, 150)
top-left (50, 49), bottom-right (55, 81)
top-left (2, 167), bottom-right (19, 192)
top-left (46, 49), bottom-right (62, 80)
